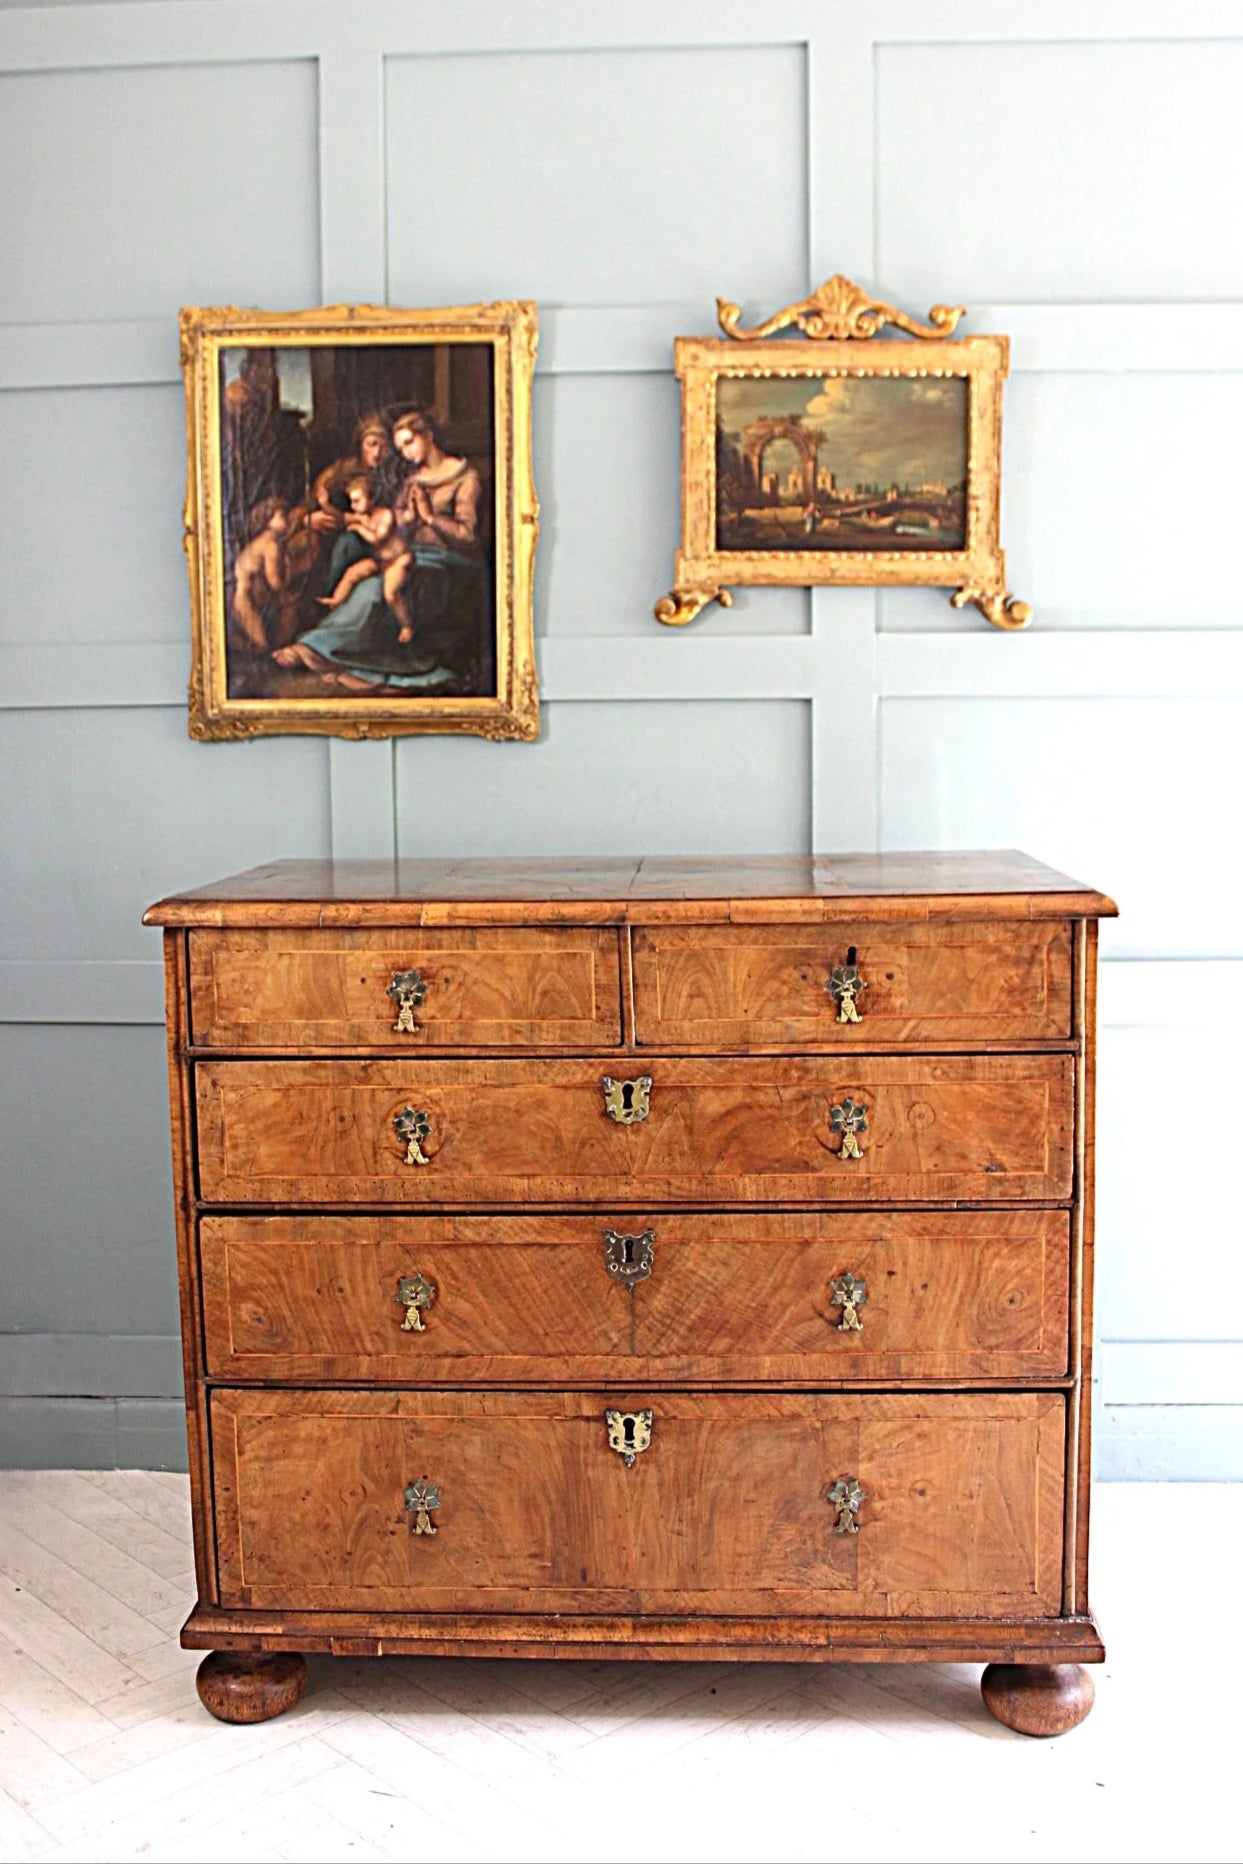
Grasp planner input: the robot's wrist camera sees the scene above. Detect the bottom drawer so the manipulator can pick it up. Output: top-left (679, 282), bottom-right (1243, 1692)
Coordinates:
top-left (211, 1390), bottom-right (1065, 1618)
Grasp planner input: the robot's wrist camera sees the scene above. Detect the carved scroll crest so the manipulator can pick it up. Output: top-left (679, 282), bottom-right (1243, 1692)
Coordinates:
top-left (717, 275), bottom-right (966, 344)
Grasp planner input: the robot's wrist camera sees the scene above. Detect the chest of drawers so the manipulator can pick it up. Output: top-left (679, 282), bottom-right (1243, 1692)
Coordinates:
top-left (145, 852), bottom-right (1114, 1736)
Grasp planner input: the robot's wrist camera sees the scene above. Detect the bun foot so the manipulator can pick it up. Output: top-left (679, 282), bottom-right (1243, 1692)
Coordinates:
top-left (195, 1651), bottom-right (308, 1724)
top-left (981, 1662), bottom-right (1095, 1737)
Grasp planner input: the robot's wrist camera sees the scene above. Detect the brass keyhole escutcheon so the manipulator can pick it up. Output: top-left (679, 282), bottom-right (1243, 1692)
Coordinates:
top-left (396, 1271), bottom-right (436, 1332)
top-left (404, 1478), bottom-right (440, 1536)
top-left (826, 947), bottom-right (867, 1024)
top-left (828, 1476), bottom-right (865, 1535)
top-left (603, 1228), bottom-right (655, 1287)
top-left (606, 1409), bottom-right (653, 1467)
top-left (829, 1096), bottom-right (868, 1160)
top-left (394, 1106), bottom-right (432, 1166)
top-left (602, 1075), bottom-right (652, 1125)
top-left (387, 968), bottom-right (428, 1035)
top-left (831, 1272), bottom-right (867, 1332)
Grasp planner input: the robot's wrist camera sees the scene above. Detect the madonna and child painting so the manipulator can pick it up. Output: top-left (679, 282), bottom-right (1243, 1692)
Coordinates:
top-left (181, 304), bottom-right (539, 740)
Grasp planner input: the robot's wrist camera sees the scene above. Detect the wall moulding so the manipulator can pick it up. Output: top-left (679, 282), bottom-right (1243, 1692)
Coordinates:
top-left (7, 305), bottom-right (1243, 398)
top-left (6, 632), bottom-right (1243, 714)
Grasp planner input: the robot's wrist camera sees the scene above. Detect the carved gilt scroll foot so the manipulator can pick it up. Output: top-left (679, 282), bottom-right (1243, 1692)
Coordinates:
top-left (980, 1662), bottom-right (1095, 1737)
top-left (654, 587), bottom-right (734, 628)
top-left (951, 587), bottom-right (1034, 631)
top-left (195, 1651), bottom-right (308, 1724)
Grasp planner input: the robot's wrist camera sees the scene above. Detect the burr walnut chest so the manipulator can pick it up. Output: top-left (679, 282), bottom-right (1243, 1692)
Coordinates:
top-left (145, 852), bottom-right (1115, 1737)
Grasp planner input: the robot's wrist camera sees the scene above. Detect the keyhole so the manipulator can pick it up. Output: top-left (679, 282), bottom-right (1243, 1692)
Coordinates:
top-left (621, 1082), bottom-right (635, 1113)
top-left (622, 1236), bottom-right (636, 1266)
top-left (623, 1417), bottom-right (636, 1448)
top-left (846, 946), bottom-right (857, 966)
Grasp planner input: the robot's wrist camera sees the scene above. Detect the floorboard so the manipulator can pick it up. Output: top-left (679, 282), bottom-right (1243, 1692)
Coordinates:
top-left (0, 1475), bottom-right (1237, 1863)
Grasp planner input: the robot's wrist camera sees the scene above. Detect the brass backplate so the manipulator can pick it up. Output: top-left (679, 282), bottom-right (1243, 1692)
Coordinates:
top-left (829, 1096), bottom-right (868, 1160)
top-left (603, 1228), bottom-right (655, 1287)
top-left (830, 1271), bottom-right (867, 1332)
top-left (396, 1271), bottom-right (436, 1331)
top-left (605, 1409), bottom-right (653, 1467)
top-left (404, 1478), bottom-right (440, 1536)
top-left (601, 1075), bottom-right (652, 1125)
top-left (394, 1106), bottom-right (432, 1166)
top-left (387, 968), bottom-right (428, 1034)
top-left (828, 1476), bottom-right (865, 1534)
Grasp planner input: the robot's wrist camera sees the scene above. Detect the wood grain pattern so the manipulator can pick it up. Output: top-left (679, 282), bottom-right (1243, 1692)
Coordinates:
top-left (1073, 919), bottom-right (1100, 1616)
top-left (981, 1661), bottom-right (1096, 1735)
top-left (200, 1211), bottom-right (1069, 1384)
top-left (210, 1389), bottom-right (1065, 1618)
top-left (182, 1600), bottom-right (1106, 1665)
top-left (633, 921), bottom-right (1072, 1047)
top-left (159, 930), bottom-right (217, 1601)
top-left (144, 852), bottom-right (1118, 927)
top-left (188, 926), bottom-right (623, 1050)
top-left (194, 1650), bottom-right (307, 1724)
top-left (146, 852), bottom-right (1109, 1700)
top-left (193, 1053), bottom-right (1074, 1207)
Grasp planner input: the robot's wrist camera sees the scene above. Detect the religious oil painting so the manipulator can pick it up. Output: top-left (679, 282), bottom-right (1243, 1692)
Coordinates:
top-left (181, 303), bottom-right (539, 740)
top-left (657, 278), bottom-right (1028, 632)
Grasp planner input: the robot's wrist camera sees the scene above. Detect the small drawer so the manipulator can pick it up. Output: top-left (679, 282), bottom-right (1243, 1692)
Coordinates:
top-left (200, 1211), bottom-right (1070, 1384)
top-left (631, 921), bottom-right (1072, 1047)
top-left (188, 927), bottom-right (622, 1049)
top-left (194, 1053), bottom-right (1074, 1207)
top-left (211, 1388), bottom-right (1065, 1617)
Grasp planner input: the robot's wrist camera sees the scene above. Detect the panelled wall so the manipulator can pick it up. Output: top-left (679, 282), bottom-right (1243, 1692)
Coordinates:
top-left (1, 1), bottom-right (1240, 1474)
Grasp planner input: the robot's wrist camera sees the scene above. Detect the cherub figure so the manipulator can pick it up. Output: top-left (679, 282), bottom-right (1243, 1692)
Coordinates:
top-left (229, 497), bottom-right (289, 649)
top-left (317, 472), bottom-right (407, 618)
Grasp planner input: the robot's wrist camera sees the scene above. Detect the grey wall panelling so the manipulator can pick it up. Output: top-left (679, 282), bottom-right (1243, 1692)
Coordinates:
top-left (1, 0), bottom-right (1241, 1471)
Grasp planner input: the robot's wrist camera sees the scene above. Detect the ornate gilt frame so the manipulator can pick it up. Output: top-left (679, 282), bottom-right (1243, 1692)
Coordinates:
top-left (656, 277), bottom-right (1030, 632)
top-left (181, 300), bottom-right (539, 740)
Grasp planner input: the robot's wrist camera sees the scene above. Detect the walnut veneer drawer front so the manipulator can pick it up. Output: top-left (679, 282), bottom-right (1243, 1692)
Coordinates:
top-left (211, 1389), bottom-right (1065, 1618)
top-left (200, 1212), bottom-right (1070, 1384)
top-left (151, 857), bottom-right (1116, 1721)
top-left (194, 1054), bottom-right (1074, 1206)
top-left (632, 921), bottom-right (1072, 1047)
top-left (188, 928), bottom-right (622, 1049)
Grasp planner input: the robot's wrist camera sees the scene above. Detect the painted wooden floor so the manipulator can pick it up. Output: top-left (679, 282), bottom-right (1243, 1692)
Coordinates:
top-left (0, 1473), bottom-right (1236, 1864)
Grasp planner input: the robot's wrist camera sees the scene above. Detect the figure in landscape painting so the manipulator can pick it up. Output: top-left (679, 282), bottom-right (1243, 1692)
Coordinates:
top-left (219, 342), bottom-right (495, 700)
top-left (715, 373), bottom-right (968, 554)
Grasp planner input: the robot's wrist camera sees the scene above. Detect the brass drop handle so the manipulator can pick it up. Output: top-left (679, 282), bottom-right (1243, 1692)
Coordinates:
top-left (606, 1409), bottom-right (653, 1467)
top-left (395, 1271), bottom-right (436, 1331)
top-left (828, 1477), bottom-right (865, 1535)
top-left (404, 1479), bottom-right (440, 1536)
top-left (387, 968), bottom-right (427, 1034)
top-left (394, 1106), bottom-right (432, 1166)
top-left (831, 1272), bottom-right (867, 1332)
top-left (829, 1096), bottom-right (868, 1160)
top-left (603, 1228), bottom-right (655, 1286)
top-left (826, 947), bottom-right (867, 1024)
top-left (602, 1075), bottom-right (652, 1124)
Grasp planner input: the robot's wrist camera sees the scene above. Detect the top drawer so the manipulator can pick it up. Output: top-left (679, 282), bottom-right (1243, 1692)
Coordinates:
top-left (632, 921), bottom-right (1072, 1047)
top-left (188, 928), bottom-right (623, 1050)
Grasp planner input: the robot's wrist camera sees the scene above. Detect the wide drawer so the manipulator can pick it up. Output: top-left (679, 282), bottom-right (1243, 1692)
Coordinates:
top-left (211, 1389), bottom-right (1065, 1617)
top-left (194, 1054), bottom-right (1073, 1205)
top-left (200, 1211), bottom-right (1070, 1383)
top-left (188, 927), bottom-right (622, 1049)
top-left (632, 921), bottom-right (1072, 1046)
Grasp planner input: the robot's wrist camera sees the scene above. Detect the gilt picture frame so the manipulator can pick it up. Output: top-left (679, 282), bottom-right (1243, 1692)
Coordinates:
top-left (655, 278), bottom-right (1029, 632)
top-left (181, 300), bottom-right (539, 740)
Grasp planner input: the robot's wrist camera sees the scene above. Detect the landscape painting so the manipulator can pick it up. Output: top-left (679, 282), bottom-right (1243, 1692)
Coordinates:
top-left (715, 371), bottom-right (968, 553)
top-left (181, 303), bottom-right (539, 740)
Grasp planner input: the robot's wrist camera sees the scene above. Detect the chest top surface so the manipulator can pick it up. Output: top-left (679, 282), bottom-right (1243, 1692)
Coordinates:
top-left (144, 851), bottom-right (1116, 928)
